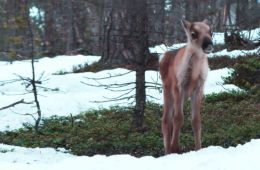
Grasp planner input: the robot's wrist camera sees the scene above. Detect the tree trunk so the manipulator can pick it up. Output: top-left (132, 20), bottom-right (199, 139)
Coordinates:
top-left (65, 0), bottom-right (73, 54)
top-left (101, 0), bottom-right (149, 128)
top-left (172, 0), bottom-right (185, 43)
top-left (43, 2), bottom-right (56, 56)
top-left (25, 0), bottom-right (42, 132)
top-left (134, 65), bottom-right (146, 128)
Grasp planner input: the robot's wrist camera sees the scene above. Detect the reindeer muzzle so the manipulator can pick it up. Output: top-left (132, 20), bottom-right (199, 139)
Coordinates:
top-left (202, 37), bottom-right (213, 54)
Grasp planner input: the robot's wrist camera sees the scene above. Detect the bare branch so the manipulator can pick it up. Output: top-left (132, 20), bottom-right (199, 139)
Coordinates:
top-left (84, 70), bottom-right (133, 80)
top-left (0, 79), bottom-right (21, 86)
top-left (0, 99), bottom-right (33, 111)
top-left (81, 80), bottom-right (134, 89)
top-left (104, 88), bottom-right (135, 100)
top-left (146, 82), bottom-right (162, 86)
top-left (92, 95), bottom-right (135, 103)
top-left (106, 87), bottom-right (135, 92)
top-left (1, 92), bottom-right (31, 96)
top-left (81, 68), bottom-right (137, 103)
top-left (9, 108), bottom-right (37, 122)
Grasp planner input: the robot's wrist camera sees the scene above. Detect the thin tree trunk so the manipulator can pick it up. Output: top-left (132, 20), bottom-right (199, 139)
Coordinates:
top-left (26, 3), bottom-right (42, 132)
top-left (65, 0), bottom-right (73, 54)
top-left (134, 64), bottom-right (146, 128)
top-left (132, 0), bottom-right (149, 128)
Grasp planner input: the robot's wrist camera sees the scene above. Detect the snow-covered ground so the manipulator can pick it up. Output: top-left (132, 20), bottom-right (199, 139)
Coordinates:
top-left (0, 139), bottom-right (260, 170)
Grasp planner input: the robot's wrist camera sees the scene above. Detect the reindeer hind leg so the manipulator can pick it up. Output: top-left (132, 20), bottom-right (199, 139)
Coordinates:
top-left (171, 87), bottom-right (184, 153)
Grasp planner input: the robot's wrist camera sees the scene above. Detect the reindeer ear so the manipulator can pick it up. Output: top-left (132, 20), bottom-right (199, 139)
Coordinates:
top-left (181, 19), bottom-right (191, 31)
top-left (202, 19), bottom-right (210, 25)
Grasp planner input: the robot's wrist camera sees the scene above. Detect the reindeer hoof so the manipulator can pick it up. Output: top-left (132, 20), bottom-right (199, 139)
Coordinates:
top-left (171, 146), bottom-right (182, 154)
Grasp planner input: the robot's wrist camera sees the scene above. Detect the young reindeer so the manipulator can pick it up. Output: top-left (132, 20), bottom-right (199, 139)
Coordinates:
top-left (159, 19), bottom-right (213, 154)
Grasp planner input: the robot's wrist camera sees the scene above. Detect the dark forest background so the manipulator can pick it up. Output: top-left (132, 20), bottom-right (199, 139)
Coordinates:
top-left (0, 0), bottom-right (260, 61)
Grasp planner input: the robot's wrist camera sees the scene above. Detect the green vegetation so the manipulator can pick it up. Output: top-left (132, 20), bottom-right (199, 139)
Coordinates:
top-left (224, 58), bottom-right (260, 90)
top-left (72, 61), bottom-right (102, 73)
top-left (0, 91), bottom-right (259, 157)
top-left (208, 54), bottom-right (260, 70)
top-left (54, 61), bottom-right (103, 75)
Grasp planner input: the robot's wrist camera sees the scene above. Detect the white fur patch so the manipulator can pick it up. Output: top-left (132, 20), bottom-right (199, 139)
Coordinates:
top-left (176, 46), bottom-right (209, 92)
top-left (159, 53), bottom-right (165, 63)
top-left (200, 57), bottom-right (209, 81)
top-left (176, 50), bottom-right (191, 89)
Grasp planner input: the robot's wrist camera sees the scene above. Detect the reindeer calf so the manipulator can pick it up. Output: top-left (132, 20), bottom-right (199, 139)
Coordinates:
top-left (159, 19), bottom-right (213, 154)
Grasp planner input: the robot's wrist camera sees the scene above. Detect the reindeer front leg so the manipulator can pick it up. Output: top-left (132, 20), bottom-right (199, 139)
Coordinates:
top-left (171, 87), bottom-right (184, 153)
top-left (191, 84), bottom-right (203, 150)
top-left (162, 84), bottom-right (174, 154)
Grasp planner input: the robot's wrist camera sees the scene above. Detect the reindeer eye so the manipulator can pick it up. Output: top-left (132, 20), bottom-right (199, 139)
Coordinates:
top-left (191, 31), bottom-right (198, 39)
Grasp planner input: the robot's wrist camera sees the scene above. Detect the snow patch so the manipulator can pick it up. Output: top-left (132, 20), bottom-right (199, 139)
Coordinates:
top-left (0, 139), bottom-right (260, 170)
top-left (209, 46), bottom-right (260, 58)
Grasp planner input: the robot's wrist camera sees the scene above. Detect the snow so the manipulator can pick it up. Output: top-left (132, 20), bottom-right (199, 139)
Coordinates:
top-left (149, 43), bottom-right (186, 54)
top-left (0, 144), bottom-right (73, 164)
top-left (0, 139), bottom-right (260, 170)
top-left (209, 46), bottom-right (260, 58)
top-left (204, 68), bottom-right (240, 94)
top-left (240, 27), bottom-right (260, 42)
top-left (212, 32), bottom-right (225, 45)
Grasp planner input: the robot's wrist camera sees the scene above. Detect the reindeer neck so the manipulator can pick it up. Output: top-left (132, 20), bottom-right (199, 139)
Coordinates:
top-left (185, 45), bottom-right (207, 64)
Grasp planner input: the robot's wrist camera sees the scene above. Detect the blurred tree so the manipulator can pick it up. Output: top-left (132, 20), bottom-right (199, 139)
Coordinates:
top-left (5, 0), bottom-right (30, 60)
top-left (100, 0), bottom-right (150, 127)
top-left (0, 0), bottom-right (259, 59)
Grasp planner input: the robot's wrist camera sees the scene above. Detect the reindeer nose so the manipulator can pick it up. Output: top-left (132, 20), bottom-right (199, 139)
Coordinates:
top-left (202, 37), bottom-right (213, 54)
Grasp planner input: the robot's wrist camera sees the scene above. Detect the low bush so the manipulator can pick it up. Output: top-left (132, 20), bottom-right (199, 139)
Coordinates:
top-left (0, 93), bottom-right (259, 157)
top-left (208, 54), bottom-right (260, 70)
top-left (224, 57), bottom-right (260, 90)
top-left (73, 62), bottom-right (104, 73)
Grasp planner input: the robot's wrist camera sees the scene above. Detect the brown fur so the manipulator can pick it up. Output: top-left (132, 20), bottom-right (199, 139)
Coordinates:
top-left (160, 19), bottom-right (212, 154)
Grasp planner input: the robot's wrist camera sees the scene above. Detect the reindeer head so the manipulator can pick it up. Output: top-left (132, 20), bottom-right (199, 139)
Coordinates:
top-left (181, 19), bottom-right (213, 54)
